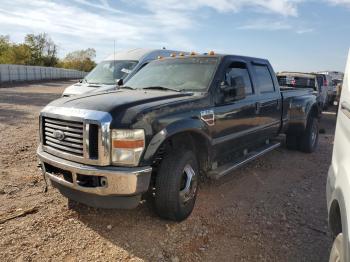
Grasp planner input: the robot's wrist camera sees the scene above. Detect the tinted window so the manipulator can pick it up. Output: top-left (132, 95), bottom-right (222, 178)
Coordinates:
top-left (225, 66), bottom-right (253, 95)
top-left (85, 60), bottom-right (137, 85)
top-left (252, 65), bottom-right (274, 93)
top-left (278, 75), bottom-right (317, 91)
top-left (316, 75), bottom-right (324, 88)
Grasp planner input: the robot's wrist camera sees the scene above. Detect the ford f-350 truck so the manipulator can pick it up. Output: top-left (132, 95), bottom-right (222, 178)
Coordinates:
top-left (37, 53), bottom-right (320, 221)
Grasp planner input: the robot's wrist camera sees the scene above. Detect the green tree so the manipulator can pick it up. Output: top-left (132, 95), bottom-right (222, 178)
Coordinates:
top-left (0, 35), bottom-right (11, 64)
top-left (60, 48), bottom-right (96, 72)
top-left (8, 44), bottom-right (32, 65)
top-left (24, 33), bottom-right (58, 66)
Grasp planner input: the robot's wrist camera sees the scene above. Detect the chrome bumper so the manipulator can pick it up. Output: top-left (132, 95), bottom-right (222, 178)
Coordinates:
top-left (37, 146), bottom-right (152, 196)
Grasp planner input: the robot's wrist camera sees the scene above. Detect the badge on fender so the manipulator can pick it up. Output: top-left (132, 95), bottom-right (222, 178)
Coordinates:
top-left (200, 110), bottom-right (215, 126)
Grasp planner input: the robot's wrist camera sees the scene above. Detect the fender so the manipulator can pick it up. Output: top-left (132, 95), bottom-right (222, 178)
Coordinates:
top-left (286, 95), bottom-right (319, 135)
top-left (141, 118), bottom-right (211, 164)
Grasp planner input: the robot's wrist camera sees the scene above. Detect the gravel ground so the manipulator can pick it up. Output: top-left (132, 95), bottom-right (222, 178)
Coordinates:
top-left (0, 81), bottom-right (335, 262)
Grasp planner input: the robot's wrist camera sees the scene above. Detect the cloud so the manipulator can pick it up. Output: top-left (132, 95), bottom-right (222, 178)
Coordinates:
top-left (237, 18), bottom-right (313, 34)
top-left (138, 0), bottom-right (300, 16)
top-left (238, 20), bottom-right (292, 30)
top-left (327, 0), bottom-right (350, 7)
top-left (296, 28), bottom-right (314, 34)
top-left (0, 0), bottom-right (306, 60)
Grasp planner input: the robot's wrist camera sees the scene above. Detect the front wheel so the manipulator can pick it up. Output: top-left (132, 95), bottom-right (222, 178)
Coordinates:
top-left (329, 233), bottom-right (345, 262)
top-left (154, 149), bottom-right (199, 221)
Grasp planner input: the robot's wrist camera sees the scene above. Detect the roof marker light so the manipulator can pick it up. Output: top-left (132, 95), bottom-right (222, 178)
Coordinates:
top-left (157, 56), bottom-right (163, 59)
top-left (170, 53), bottom-right (176, 57)
top-left (190, 51), bottom-right (197, 56)
top-left (208, 50), bottom-right (215, 55)
top-left (179, 52), bottom-right (185, 56)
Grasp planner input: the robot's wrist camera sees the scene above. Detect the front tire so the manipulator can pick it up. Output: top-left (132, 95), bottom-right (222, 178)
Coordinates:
top-left (329, 233), bottom-right (345, 262)
top-left (154, 149), bottom-right (199, 221)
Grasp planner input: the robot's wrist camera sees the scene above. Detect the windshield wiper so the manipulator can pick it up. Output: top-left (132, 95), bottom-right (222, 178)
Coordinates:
top-left (142, 86), bottom-right (181, 92)
top-left (119, 85), bottom-right (136, 90)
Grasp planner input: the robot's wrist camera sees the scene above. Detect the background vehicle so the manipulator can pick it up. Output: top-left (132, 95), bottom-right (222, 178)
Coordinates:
top-left (62, 48), bottom-right (186, 96)
top-left (318, 73), bottom-right (335, 106)
top-left (277, 72), bottom-right (327, 109)
top-left (319, 71), bottom-right (345, 106)
top-left (327, 53), bottom-right (350, 262)
top-left (38, 53), bottom-right (320, 221)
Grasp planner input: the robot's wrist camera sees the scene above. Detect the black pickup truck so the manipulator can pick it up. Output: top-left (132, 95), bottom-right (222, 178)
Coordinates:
top-left (37, 53), bottom-right (320, 221)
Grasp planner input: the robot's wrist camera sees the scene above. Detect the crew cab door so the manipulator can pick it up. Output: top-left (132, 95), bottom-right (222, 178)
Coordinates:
top-left (212, 60), bottom-right (260, 164)
top-left (250, 62), bottom-right (282, 139)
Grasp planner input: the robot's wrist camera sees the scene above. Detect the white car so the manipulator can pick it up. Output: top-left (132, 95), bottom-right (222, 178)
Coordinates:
top-left (327, 51), bottom-right (350, 262)
top-left (62, 48), bottom-right (186, 96)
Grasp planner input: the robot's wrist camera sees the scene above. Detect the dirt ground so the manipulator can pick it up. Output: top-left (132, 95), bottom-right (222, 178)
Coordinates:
top-left (0, 81), bottom-right (336, 262)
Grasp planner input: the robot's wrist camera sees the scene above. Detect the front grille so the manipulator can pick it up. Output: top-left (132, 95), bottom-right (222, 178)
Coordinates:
top-left (43, 117), bottom-right (84, 157)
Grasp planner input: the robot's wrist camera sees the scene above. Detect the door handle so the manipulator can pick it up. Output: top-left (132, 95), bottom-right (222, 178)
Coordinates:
top-left (341, 101), bottom-right (350, 118)
top-left (255, 102), bottom-right (261, 114)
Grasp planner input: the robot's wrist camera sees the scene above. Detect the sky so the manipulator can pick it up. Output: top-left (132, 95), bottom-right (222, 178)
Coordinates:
top-left (0, 0), bottom-right (350, 72)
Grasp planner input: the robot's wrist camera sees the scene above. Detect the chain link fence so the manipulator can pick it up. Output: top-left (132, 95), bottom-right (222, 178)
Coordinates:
top-left (0, 64), bottom-right (87, 84)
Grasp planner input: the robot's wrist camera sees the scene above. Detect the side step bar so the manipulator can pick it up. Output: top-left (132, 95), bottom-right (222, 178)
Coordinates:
top-left (208, 142), bottom-right (281, 180)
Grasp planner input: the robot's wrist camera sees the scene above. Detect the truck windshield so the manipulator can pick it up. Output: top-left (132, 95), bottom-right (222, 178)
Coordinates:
top-left (277, 75), bottom-right (317, 91)
top-left (125, 57), bottom-right (219, 91)
top-left (84, 60), bottom-right (137, 85)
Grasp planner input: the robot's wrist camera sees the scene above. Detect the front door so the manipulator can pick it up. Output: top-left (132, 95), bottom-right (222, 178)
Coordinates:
top-left (212, 60), bottom-right (260, 165)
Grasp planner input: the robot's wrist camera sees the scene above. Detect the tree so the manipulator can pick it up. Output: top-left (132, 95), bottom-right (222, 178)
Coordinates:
top-left (0, 35), bottom-right (11, 64)
top-left (60, 48), bottom-right (96, 72)
top-left (24, 33), bottom-right (58, 66)
top-left (8, 44), bottom-right (32, 65)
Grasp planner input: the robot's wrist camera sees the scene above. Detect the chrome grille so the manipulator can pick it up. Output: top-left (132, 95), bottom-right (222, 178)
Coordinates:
top-left (43, 117), bottom-right (84, 156)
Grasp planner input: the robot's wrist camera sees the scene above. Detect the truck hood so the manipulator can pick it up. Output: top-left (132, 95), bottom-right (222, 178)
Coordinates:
top-left (47, 89), bottom-right (196, 119)
top-left (62, 82), bottom-right (116, 96)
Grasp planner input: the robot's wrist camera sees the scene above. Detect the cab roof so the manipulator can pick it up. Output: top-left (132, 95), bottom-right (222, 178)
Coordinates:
top-left (155, 53), bottom-right (270, 64)
top-left (103, 48), bottom-right (187, 61)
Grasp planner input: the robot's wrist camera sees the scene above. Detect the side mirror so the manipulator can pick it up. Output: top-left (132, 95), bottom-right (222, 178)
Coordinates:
top-left (220, 76), bottom-right (246, 101)
top-left (116, 78), bottom-right (123, 86)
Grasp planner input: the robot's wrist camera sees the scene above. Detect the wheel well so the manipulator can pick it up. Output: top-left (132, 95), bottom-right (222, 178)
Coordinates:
top-left (310, 104), bottom-right (320, 119)
top-left (152, 131), bottom-right (210, 173)
top-left (329, 200), bottom-right (342, 237)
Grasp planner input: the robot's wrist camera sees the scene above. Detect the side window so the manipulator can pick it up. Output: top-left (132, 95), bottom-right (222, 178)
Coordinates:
top-left (252, 64), bottom-right (275, 93)
top-left (225, 62), bottom-right (253, 95)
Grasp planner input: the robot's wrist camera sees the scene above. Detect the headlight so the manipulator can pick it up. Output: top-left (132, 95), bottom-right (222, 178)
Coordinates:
top-left (111, 129), bottom-right (145, 166)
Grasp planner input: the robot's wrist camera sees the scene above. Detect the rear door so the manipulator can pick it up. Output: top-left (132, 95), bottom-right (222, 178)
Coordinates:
top-left (250, 62), bottom-right (282, 140)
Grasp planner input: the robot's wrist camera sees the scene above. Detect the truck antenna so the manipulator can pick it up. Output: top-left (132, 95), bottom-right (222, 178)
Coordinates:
top-left (114, 40), bottom-right (117, 86)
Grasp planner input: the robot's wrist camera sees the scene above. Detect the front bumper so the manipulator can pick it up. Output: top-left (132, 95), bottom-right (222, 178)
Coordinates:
top-left (37, 147), bottom-right (152, 208)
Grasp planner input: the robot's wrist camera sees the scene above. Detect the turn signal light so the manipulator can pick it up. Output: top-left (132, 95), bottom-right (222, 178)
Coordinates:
top-left (112, 140), bottom-right (144, 148)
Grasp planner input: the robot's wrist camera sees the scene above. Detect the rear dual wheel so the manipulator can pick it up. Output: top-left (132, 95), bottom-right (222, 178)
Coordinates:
top-left (286, 116), bottom-right (319, 153)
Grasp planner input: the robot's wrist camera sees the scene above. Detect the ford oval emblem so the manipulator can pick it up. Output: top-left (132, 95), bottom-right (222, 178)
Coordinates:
top-left (53, 130), bottom-right (65, 141)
